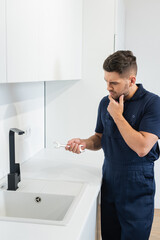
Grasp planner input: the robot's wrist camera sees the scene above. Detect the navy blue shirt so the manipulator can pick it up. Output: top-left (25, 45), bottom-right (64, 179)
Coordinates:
top-left (95, 84), bottom-right (160, 172)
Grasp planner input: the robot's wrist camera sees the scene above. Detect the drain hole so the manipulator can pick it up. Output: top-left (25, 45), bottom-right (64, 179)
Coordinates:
top-left (35, 197), bottom-right (41, 203)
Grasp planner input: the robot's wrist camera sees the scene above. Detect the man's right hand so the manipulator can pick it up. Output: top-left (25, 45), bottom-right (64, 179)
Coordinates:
top-left (65, 138), bottom-right (86, 154)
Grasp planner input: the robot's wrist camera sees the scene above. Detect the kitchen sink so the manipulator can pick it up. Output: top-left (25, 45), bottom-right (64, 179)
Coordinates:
top-left (0, 179), bottom-right (87, 225)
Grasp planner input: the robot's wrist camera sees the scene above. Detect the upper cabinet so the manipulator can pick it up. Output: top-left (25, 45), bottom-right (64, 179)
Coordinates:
top-left (0, 0), bottom-right (6, 83)
top-left (6, 0), bottom-right (82, 83)
top-left (114, 0), bottom-right (125, 51)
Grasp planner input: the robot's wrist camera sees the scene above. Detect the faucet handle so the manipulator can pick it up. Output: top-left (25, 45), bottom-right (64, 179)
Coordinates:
top-left (10, 128), bottom-right (25, 135)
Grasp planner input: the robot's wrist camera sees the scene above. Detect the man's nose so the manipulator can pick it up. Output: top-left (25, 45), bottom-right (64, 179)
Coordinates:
top-left (107, 83), bottom-right (113, 91)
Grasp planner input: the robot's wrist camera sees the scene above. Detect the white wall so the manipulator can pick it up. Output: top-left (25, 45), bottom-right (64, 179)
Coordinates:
top-left (46, 0), bottom-right (115, 164)
top-left (0, 0), bottom-right (6, 83)
top-left (125, 0), bottom-right (160, 208)
top-left (0, 82), bottom-right (44, 179)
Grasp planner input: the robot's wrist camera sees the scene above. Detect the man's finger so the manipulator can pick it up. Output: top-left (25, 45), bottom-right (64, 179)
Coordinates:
top-left (119, 95), bottom-right (124, 105)
top-left (108, 95), bottom-right (115, 102)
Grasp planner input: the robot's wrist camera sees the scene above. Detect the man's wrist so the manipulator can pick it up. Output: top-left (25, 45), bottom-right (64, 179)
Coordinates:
top-left (113, 113), bottom-right (124, 124)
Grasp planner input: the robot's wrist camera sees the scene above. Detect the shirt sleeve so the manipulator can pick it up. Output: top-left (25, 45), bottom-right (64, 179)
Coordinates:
top-left (95, 100), bottom-right (104, 133)
top-left (139, 95), bottom-right (160, 138)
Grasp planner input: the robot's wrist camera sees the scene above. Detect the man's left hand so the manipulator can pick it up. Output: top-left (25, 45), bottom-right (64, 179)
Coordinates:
top-left (107, 95), bottom-right (124, 120)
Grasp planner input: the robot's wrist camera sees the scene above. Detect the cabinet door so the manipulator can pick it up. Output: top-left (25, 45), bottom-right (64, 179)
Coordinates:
top-left (6, 0), bottom-right (82, 83)
top-left (0, 0), bottom-right (6, 83)
top-left (114, 0), bottom-right (125, 51)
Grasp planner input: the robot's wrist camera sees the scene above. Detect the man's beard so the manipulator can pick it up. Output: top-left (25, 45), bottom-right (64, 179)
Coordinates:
top-left (112, 89), bottom-right (129, 101)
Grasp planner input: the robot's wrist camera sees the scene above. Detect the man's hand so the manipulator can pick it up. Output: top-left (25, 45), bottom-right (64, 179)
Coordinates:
top-left (65, 133), bottom-right (102, 153)
top-left (107, 95), bottom-right (124, 120)
top-left (65, 138), bottom-right (86, 154)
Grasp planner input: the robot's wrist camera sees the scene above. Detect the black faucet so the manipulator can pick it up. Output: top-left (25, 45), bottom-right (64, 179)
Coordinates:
top-left (8, 128), bottom-right (25, 191)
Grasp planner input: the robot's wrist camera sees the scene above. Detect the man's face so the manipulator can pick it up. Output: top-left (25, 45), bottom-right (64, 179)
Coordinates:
top-left (104, 71), bottom-right (131, 100)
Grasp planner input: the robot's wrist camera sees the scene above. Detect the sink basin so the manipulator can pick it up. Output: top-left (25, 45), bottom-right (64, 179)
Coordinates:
top-left (0, 179), bottom-right (87, 225)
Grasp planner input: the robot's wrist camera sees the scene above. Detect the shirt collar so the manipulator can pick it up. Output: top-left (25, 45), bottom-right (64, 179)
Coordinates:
top-left (125, 84), bottom-right (146, 102)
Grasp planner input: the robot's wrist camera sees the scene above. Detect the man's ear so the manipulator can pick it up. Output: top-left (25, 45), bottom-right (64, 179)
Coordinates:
top-left (129, 75), bottom-right (136, 86)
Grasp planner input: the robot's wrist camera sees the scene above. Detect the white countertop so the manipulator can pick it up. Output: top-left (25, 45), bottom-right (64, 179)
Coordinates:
top-left (0, 148), bottom-right (103, 240)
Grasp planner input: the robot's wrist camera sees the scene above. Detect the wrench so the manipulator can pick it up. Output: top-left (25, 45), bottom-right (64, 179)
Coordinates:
top-left (53, 141), bottom-right (85, 153)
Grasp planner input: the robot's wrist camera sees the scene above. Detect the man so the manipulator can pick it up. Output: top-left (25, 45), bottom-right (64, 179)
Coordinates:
top-left (65, 50), bottom-right (160, 240)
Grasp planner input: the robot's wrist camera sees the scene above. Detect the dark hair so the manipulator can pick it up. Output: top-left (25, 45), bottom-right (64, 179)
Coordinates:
top-left (103, 50), bottom-right (137, 77)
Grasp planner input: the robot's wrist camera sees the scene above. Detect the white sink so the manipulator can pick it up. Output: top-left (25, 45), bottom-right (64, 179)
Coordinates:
top-left (0, 179), bottom-right (87, 225)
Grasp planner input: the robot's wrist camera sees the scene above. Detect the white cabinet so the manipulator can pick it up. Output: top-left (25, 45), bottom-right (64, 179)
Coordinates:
top-left (6, 0), bottom-right (82, 83)
top-left (0, 0), bottom-right (6, 83)
top-left (114, 0), bottom-right (125, 51)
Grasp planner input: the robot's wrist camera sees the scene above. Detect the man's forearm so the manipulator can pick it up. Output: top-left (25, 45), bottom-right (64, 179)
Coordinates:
top-left (82, 134), bottom-right (102, 151)
top-left (114, 114), bottom-right (148, 157)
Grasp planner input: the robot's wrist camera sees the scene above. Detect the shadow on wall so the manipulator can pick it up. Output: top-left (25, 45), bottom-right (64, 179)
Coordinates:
top-left (0, 104), bottom-right (18, 121)
top-left (0, 82), bottom-right (43, 105)
top-left (46, 80), bottom-right (79, 104)
top-left (0, 82), bottom-right (44, 120)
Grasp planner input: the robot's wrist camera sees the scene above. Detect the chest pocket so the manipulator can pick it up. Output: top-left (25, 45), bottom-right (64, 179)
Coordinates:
top-left (123, 100), bottom-right (145, 130)
top-left (104, 113), bottom-right (122, 138)
top-left (125, 113), bottom-right (137, 128)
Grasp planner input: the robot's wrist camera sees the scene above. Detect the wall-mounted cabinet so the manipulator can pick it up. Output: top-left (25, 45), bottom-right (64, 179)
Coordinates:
top-left (6, 0), bottom-right (82, 83)
top-left (114, 0), bottom-right (125, 51)
top-left (0, 0), bottom-right (6, 83)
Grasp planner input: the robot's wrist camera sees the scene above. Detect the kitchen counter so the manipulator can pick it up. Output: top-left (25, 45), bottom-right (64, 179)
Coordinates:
top-left (0, 148), bottom-right (103, 240)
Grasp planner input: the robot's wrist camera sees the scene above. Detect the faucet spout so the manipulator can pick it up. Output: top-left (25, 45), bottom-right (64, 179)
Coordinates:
top-left (8, 128), bottom-right (25, 191)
